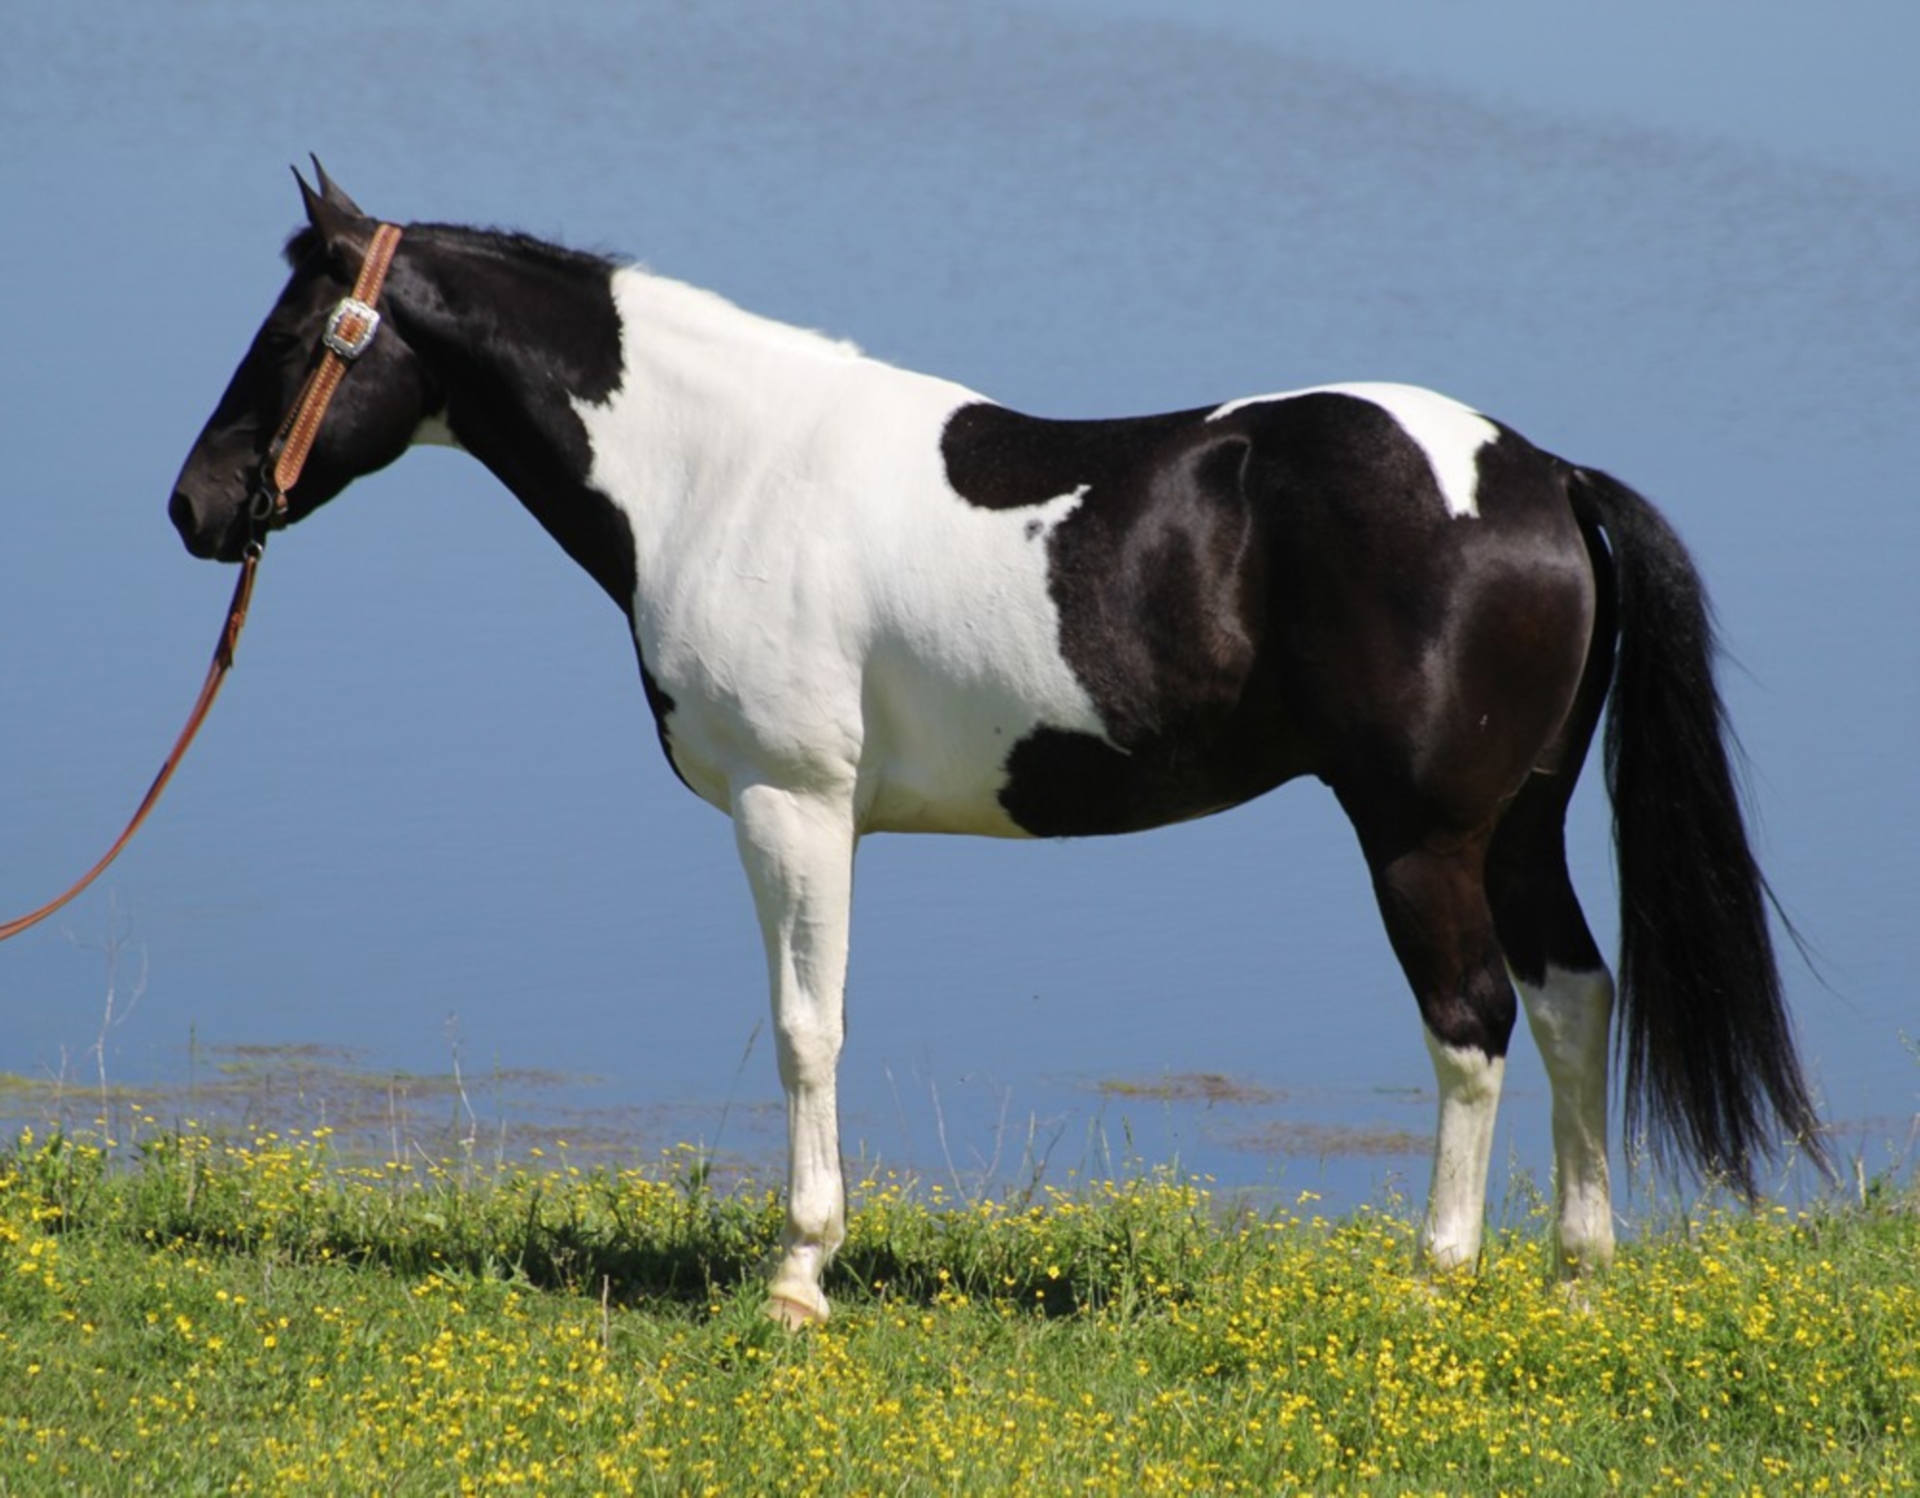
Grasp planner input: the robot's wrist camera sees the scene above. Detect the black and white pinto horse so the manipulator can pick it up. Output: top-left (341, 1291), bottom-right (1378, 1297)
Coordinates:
top-left (171, 172), bottom-right (1822, 1324)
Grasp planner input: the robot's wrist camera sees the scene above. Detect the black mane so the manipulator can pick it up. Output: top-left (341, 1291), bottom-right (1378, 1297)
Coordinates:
top-left (281, 220), bottom-right (621, 277)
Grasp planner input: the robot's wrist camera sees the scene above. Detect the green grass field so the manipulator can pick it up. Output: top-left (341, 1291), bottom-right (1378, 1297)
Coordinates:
top-left (2, 1118), bottom-right (1914, 1494)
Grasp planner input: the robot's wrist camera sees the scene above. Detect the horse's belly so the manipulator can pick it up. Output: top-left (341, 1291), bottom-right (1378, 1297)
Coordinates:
top-left (855, 651), bottom-right (1101, 837)
top-left (861, 779), bottom-right (1029, 837)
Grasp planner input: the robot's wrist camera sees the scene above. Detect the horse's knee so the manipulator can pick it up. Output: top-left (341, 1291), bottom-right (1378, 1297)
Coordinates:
top-left (774, 1008), bottom-right (845, 1086)
top-left (1368, 844), bottom-right (1517, 1056)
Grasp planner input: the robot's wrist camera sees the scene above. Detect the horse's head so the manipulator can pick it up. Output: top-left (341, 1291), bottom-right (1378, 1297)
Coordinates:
top-left (170, 166), bottom-right (441, 561)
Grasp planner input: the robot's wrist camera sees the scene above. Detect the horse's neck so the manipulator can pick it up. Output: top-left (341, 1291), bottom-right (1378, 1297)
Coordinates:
top-left (413, 243), bottom-right (966, 610)
top-left (401, 235), bottom-right (654, 609)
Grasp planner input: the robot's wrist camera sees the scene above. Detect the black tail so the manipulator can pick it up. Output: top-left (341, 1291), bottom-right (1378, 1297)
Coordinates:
top-left (1568, 467), bottom-right (1826, 1194)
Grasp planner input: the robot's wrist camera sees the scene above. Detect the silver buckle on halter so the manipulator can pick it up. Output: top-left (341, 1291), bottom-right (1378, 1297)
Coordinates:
top-left (322, 297), bottom-right (381, 359)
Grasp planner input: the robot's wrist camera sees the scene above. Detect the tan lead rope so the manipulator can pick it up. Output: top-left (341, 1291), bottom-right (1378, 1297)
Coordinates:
top-left (0, 548), bottom-right (260, 940)
top-left (1, 220), bottom-right (403, 941)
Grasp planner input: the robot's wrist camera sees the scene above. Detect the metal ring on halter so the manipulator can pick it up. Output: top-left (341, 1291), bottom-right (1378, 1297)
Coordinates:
top-left (247, 463), bottom-right (289, 534)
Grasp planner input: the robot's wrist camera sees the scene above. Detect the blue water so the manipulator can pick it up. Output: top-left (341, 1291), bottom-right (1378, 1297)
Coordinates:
top-left (3, 1), bottom-right (1915, 1212)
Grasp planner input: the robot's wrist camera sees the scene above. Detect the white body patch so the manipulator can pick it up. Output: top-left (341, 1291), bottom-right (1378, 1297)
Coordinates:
top-left (572, 269), bottom-right (1107, 837)
top-left (1210, 381), bottom-right (1497, 518)
top-left (411, 412), bottom-right (461, 448)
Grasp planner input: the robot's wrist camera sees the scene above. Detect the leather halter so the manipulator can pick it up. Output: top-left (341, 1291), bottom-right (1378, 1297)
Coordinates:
top-left (253, 220), bottom-right (406, 529)
top-left (0, 223), bottom-right (404, 942)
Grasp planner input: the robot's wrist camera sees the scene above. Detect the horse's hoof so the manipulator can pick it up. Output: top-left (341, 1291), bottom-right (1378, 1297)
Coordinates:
top-left (766, 1294), bottom-right (828, 1330)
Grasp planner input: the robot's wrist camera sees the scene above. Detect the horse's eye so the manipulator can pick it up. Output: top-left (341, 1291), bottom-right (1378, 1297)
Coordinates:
top-left (260, 325), bottom-right (305, 360)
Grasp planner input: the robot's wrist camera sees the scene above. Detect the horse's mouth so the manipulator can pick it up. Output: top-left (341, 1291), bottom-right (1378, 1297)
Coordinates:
top-left (169, 488), bottom-right (254, 562)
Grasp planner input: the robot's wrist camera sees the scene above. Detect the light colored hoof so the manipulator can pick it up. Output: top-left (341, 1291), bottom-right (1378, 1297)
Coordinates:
top-left (1416, 1242), bottom-right (1481, 1277)
top-left (1554, 1239), bottom-right (1616, 1281)
top-left (1552, 1246), bottom-right (1613, 1303)
top-left (1560, 1280), bottom-right (1597, 1315)
top-left (766, 1294), bottom-right (829, 1330)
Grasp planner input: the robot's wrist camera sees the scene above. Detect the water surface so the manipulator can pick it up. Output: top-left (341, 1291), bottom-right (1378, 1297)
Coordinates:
top-left (3, 1), bottom-right (1914, 1210)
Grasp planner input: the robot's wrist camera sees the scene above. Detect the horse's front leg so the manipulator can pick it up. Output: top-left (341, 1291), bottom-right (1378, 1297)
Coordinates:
top-left (731, 781), bottom-right (857, 1327)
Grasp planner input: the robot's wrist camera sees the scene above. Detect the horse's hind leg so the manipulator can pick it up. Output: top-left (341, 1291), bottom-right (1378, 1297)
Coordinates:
top-left (1361, 831), bottom-right (1516, 1271)
top-left (1487, 774), bottom-right (1617, 1274)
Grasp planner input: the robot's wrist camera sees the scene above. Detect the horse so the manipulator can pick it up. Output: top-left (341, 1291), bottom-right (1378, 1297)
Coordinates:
top-left (169, 167), bottom-right (1823, 1325)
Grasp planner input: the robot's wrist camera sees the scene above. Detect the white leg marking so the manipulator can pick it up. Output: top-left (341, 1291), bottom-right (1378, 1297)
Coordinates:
top-left (1517, 964), bottom-right (1616, 1273)
top-left (732, 783), bottom-right (857, 1324)
top-left (1420, 1033), bottom-right (1506, 1272)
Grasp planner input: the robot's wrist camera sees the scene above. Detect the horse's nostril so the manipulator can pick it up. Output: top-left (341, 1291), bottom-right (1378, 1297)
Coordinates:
top-left (169, 490), bottom-right (219, 557)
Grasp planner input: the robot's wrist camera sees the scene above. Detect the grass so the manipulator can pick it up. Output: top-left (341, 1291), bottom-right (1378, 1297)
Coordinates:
top-left (1, 1116), bottom-right (1915, 1494)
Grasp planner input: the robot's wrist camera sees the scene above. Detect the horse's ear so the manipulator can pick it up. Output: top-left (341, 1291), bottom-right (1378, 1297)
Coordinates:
top-left (309, 157), bottom-right (367, 218)
top-left (293, 158), bottom-right (373, 271)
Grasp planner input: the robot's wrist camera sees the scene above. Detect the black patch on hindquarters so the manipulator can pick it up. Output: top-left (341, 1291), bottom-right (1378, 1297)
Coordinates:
top-left (943, 391), bottom-right (1516, 836)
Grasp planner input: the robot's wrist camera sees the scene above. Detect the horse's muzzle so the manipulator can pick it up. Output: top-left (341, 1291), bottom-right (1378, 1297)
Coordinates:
top-left (169, 486), bottom-right (250, 562)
